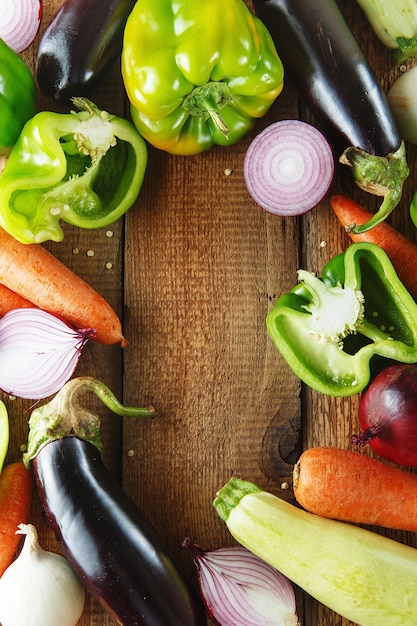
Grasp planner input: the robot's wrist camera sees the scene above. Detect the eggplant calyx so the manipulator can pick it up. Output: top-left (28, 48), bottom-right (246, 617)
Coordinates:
top-left (23, 376), bottom-right (155, 467)
top-left (339, 141), bottom-right (409, 233)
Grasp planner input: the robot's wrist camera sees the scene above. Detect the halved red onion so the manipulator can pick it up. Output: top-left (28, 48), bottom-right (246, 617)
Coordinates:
top-left (183, 539), bottom-right (299, 626)
top-left (0, 0), bottom-right (43, 53)
top-left (244, 120), bottom-right (334, 217)
top-left (0, 308), bottom-right (95, 399)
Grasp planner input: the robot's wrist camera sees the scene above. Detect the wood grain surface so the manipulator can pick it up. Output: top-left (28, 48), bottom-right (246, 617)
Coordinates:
top-left (4, 1), bottom-right (417, 625)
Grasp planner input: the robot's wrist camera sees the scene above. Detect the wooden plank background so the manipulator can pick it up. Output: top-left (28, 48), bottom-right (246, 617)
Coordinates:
top-left (3, 1), bottom-right (417, 624)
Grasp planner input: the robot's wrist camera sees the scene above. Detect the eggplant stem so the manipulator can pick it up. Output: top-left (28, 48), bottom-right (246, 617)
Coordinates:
top-left (340, 141), bottom-right (409, 233)
top-left (23, 377), bottom-right (155, 467)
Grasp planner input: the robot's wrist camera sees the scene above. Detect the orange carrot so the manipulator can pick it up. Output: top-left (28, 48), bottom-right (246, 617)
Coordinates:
top-left (0, 461), bottom-right (33, 576)
top-left (331, 194), bottom-right (417, 301)
top-left (293, 446), bottom-right (417, 532)
top-left (0, 283), bottom-right (35, 317)
top-left (0, 226), bottom-right (126, 346)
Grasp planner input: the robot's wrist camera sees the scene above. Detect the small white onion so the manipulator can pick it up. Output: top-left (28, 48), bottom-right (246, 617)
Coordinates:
top-left (244, 120), bottom-right (334, 217)
top-left (0, 308), bottom-right (94, 399)
top-left (0, 523), bottom-right (85, 626)
top-left (0, 0), bottom-right (43, 53)
top-left (388, 66), bottom-right (417, 146)
top-left (184, 539), bottom-right (299, 626)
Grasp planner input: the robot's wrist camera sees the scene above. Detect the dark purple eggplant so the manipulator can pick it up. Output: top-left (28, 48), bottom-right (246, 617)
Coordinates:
top-left (24, 377), bottom-right (207, 626)
top-left (37, 0), bottom-right (136, 103)
top-left (252, 0), bottom-right (409, 233)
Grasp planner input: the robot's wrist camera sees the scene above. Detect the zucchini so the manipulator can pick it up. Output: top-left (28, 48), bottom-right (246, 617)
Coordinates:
top-left (214, 477), bottom-right (417, 625)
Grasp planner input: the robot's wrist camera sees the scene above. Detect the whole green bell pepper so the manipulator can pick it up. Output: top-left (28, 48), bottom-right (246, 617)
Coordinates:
top-left (0, 38), bottom-right (36, 156)
top-left (0, 98), bottom-right (147, 244)
top-left (121, 0), bottom-right (284, 155)
top-left (267, 242), bottom-right (417, 397)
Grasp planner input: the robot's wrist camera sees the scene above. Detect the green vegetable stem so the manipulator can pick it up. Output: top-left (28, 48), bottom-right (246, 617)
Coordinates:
top-left (121, 0), bottom-right (284, 155)
top-left (267, 242), bottom-right (417, 396)
top-left (0, 98), bottom-right (147, 244)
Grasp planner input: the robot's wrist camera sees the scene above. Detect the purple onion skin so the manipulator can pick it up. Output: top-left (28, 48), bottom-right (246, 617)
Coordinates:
top-left (33, 436), bottom-right (207, 626)
top-left (354, 364), bottom-right (417, 466)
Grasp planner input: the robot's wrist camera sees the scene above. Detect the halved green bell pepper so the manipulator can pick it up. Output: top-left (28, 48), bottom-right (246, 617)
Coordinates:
top-left (267, 242), bottom-right (417, 397)
top-left (0, 98), bottom-right (147, 244)
top-left (0, 38), bottom-right (36, 156)
top-left (121, 0), bottom-right (284, 155)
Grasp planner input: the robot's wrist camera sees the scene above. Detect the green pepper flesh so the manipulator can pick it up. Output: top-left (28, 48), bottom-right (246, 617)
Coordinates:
top-left (267, 243), bottom-right (417, 396)
top-left (0, 98), bottom-right (147, 244)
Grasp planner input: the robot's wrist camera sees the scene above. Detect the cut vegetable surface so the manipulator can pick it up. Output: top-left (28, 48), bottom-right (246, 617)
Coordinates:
top-left (267, 242), bottom-right (417, 396)
top-left (214, 476), bottom-right (417, 625)
top-left (0, 98), bottom-right (147, 244)
top-left (243, 120), bottom-right (334, 216)
top-left (251, 0), bottom-right (409, 232)
top-left (0, 0), bottom-right (43, 53)
top-left (183, 539), bottom-right (299, 626)
top-left (332, 194), bottom-right (417, 300)
top-left (0, 308), bottom-right (94, 399)
top-left (0, 226), bottom-right (126, 346)
top-left (294, 446), bottom-right (417, 532)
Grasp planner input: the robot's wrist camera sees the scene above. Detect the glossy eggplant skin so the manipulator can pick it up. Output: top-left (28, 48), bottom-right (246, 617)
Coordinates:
top-left (37, 0), bottom-right (136, 103)
top-left (251, 0), bottom-right (401, 156)
top-left (33, 436), bottom-right (207, 626)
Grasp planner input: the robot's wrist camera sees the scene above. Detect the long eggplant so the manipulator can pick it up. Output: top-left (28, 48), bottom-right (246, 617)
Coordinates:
top-left (252, 0), bottom-right (409, 233)
top-left (24, 378), bottom-right (207, 626)
top-left (37, 0), bottom-right (136, 104)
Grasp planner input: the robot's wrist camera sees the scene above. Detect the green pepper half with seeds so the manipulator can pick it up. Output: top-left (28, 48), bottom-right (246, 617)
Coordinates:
top-left (267, 242), bottom-right (417, 397)
top-left (0, 98), bottom-right (147, 244)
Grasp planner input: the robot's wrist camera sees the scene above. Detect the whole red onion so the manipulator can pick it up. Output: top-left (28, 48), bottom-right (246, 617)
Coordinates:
top-left (352, 363), bottom-right (417, 466)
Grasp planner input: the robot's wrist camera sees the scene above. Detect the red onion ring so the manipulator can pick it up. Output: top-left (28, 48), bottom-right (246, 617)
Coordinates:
top-left (244, 120), bottom-right (335, 217)
top-left (0, 0), bottom-right (43, 53)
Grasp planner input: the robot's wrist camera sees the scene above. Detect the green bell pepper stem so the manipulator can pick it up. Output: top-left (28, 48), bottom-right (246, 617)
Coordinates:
top-left (340, 141), bottom-right (409, 233)
top-left (183, 82), bottom-right (232, 136)
top-left (0, 400), bottom-right (9, 474)
top-left (0, 97), bottom-right (147, 244)
top-left (267, 242), bottom-right (417, 397)
top-left (23, 376), bottom-right (155, 467)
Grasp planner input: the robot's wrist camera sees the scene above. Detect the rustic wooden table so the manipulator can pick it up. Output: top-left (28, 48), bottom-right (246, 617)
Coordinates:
top-left (5, 1), bottom-right (417, 625)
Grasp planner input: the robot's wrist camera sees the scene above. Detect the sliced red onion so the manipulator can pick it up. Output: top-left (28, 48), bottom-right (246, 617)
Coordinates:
top-left (0, 0), bottom-right (43, 53)
top-left (244, 120), bottom-right (334, 217)
top-left (0, 309), bottom-right (95, 399)
top-left (183, 539), bottom-right (299, 626)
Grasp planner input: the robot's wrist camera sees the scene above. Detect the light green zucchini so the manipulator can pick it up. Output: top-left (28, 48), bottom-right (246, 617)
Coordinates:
top-left (213, 477), bottom-right (417, 626)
